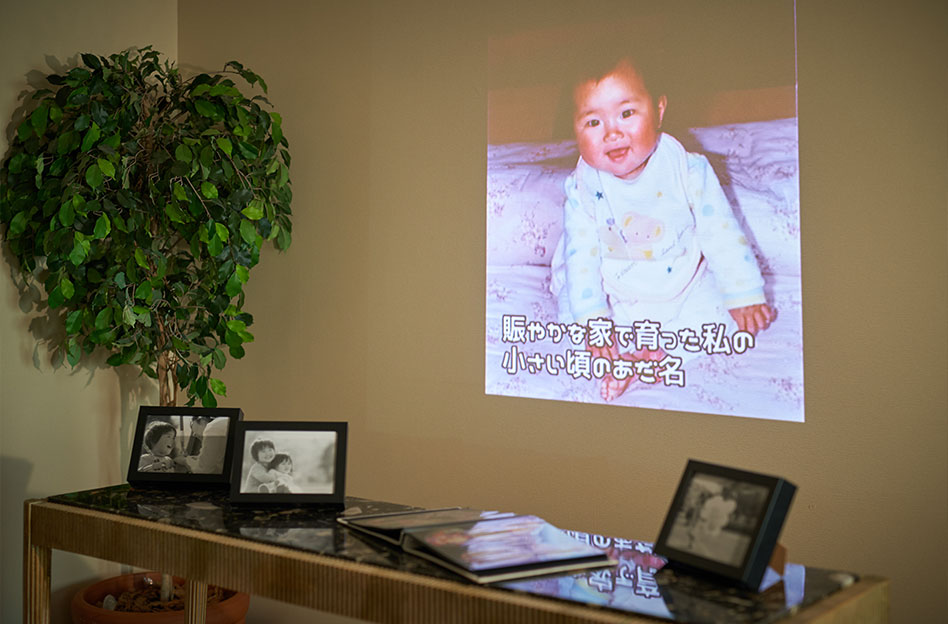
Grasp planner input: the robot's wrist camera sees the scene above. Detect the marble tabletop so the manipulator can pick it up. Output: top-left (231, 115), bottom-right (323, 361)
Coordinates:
top-left (49, 485), bottom-right (855, 623)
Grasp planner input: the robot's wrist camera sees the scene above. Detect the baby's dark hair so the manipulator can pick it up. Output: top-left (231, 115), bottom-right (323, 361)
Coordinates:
top-left (250, 438), bottom-right (275, 461)
top-left (268, 453), bottom-right (293, 471)
top-left (143, 422), bottom-right (175, 450)
top-left (573, 56), bottom-right (665, 107)
top-left (553, 49), bottom-right (667, 140)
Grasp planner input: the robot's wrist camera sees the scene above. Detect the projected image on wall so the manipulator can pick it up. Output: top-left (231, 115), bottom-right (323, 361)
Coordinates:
top-left (485, 2), bottom-right (803, 421)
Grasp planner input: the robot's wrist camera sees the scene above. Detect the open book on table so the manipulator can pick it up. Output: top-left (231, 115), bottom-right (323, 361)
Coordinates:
top-left (338, 508), bottom-right (615, 584)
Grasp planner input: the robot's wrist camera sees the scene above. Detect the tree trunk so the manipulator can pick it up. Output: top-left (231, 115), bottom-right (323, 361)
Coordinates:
top-left (156, 350), bottom-right (178, 408)
top-left (155, 349), bottom-right (177, 602)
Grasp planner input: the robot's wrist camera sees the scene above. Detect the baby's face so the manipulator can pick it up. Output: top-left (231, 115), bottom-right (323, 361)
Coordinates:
top-left (573, 68), bottom-right (666, 180)
top-left (257, 447), bottom-right (276, 464)
top-left (276, 460), bottom-right (292, 473)
top-left (151, 431), bottom-right (175, 457)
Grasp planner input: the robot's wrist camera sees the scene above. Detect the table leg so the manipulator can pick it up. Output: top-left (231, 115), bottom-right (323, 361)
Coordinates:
top-left (185, 578), bottom-right (209, 624)
top-left (23, 500), bottom-right (51, 624)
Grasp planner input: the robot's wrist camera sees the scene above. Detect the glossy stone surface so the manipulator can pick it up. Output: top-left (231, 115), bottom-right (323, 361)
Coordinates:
top-left (51, 485), bottom-right (855, 623)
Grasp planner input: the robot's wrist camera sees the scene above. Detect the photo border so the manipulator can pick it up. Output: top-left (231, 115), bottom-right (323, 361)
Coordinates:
top-left (654, 459), bottom-right (796, 590)
top-left (229, 421), bottom-right (347, 506)
top-left (127, 405), bottom-right (243, 488)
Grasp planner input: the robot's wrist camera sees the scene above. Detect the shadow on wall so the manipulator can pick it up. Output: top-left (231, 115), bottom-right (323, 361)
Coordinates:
top-left (2, 457), bottom-right (127, 623)
top-left (3, 244), bottom-right (158, 484)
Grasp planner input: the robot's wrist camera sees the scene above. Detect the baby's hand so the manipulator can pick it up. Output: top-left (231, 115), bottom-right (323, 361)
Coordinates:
top-left (729, 304), bottom-right (776, 335)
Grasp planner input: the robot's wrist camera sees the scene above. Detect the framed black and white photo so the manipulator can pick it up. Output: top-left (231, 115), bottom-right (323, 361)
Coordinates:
top-left (230, 421), bottom-right (347, 506)
top-left (127, 406), bottom-right (243, 487)
top-left (654, 459), bottom-right (796, 590)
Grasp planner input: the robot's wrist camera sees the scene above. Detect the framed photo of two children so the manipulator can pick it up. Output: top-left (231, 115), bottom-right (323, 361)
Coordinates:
top-left (127, 406), bottom-right (243, 487)
top-left (229, 421), bottom-right (347, 506)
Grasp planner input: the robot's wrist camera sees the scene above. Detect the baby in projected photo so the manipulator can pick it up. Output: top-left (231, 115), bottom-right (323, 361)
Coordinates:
top-left (138, 422), bottom-right (177, 473)
top-left (551, 57), bottom-right (775, 401)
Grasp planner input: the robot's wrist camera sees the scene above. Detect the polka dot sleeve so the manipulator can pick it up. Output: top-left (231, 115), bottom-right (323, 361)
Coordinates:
top-left (687, 153), bottom-right (766, 309)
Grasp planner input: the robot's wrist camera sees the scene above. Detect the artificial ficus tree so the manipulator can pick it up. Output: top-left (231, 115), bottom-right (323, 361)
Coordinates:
top-left (1, 47), bottom-right (292, 407)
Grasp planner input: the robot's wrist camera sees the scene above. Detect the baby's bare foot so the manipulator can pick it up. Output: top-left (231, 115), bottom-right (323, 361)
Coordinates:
top-left (601, 374), bottom-right (634, 401)
top-left (599, 349), bottom-right (667, 401)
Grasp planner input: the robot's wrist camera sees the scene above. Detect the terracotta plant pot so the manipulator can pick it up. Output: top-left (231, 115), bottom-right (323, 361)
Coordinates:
top-left (71, 572), bottom-right (250, 624)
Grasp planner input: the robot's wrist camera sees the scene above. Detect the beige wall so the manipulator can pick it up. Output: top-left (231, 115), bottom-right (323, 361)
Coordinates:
top-left (0, 1), bottom-right (178, 621)
top-left (1, 0), bottom-right (945, 622)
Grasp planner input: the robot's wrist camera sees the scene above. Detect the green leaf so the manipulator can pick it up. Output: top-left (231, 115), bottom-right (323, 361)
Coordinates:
top-left (225, 272), bottom-right (242, 297)
top-left (216, 137), bottom-right (232, 156)
top-left (134, 306), bottom-right (152, 327)
top-left (94, 214), bottom-right (111, 239)
top-left (48, 102), bottom-right (63, 124)
top-left (224, 330), bottom-right (242, 349)
top-left (135, 281), bottom-right (152, 301)
top-left (81, 53), bottom-right (102, 70)
top-left (207, 234), bottom-right (223, 257)
top-left (59, 201), bottom-right (75, 226)
top-left (195, 100), bottom-right (219, 118)
top-left (81, 122), bottom-right (101, 152)
top-left (175, 144), bottom-right (193, 163)
top-left (200, 145), bottom-right (214, 169)
top-left (191, 84), bottom-right (212, 96)
top-left (122, 305), bottom-right (136, 326)
top-left (173, 182), bottom-right (188, 201)
top-left (30, 102), bottom-right (49, 135)
top-left (164, 202), bottom-right (187, 223)
top-left (48, 285), bottom-right (65, 309)
top-left (276, 227), bottom-right (292, 250)
top-left (8, 153), bottom-right (27, 174)
top-left (237, 141), bottom-right (259, 160)
top-left (134, 248), bottom-right (148, 269)
top-left (17, 119), bottom-right (33, 141)
top-left (69, 236), bottom-right (90, 265)
top-left (201, 390), bottom-right (218, 408)
top-left (242, 199), bottom-right (264, 220)
top-left (209, 378), bottom-right (227, 396)
top-left (209, 84), bottom-right (240, 97)
top-left (66, 338), bottom-right (82, 367)
top-left (239, 219), bottom-right (256, 244)
top-left (96, 157), bottom-right (115, 178)
top-left (85, 163), bottom-right (104, 189)
top-left (200, 181), bottom-right (218, 199)
top-left (9, 211), bottom-right (28, 236)
top-left (214, 222), bottom-right (229, 242)
top-left (65, 310), bottom-right (83, 334)
top-left (94, 307), bottom-right (112, 330)
top-left (212, 348), bottom-right (226, 370)
top-left (60, 277), bottom-right (75, 299)
top-left (236, 265), bottom-right (249, 283)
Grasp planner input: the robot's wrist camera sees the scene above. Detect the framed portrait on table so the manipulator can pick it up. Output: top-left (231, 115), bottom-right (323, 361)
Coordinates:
top-left (654, 459), bottom-right (796, 590)
top-left (127, 406), bottom-right (243, 487)
top-left (229, 421), bottom-right (347, 506)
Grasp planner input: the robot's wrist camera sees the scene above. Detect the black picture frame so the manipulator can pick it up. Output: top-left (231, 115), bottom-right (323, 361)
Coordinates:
top-left (229, 421), bottom-right (347, 506)
top-left (127, 406), bottom-right (243, 487)
top-left (654, 459), bottom-right (796, 590)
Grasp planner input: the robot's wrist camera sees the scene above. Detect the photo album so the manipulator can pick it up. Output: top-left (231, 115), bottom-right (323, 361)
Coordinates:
top-left (338, 509), bottom-right (615, 584)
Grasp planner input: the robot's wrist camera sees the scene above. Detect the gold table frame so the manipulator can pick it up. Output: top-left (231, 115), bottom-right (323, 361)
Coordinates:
top-left (24, 499), bottom-right (888, 623)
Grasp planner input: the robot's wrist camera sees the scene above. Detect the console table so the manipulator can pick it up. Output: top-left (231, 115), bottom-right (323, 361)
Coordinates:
top-left (24, 486), bottom-right (888, 623)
